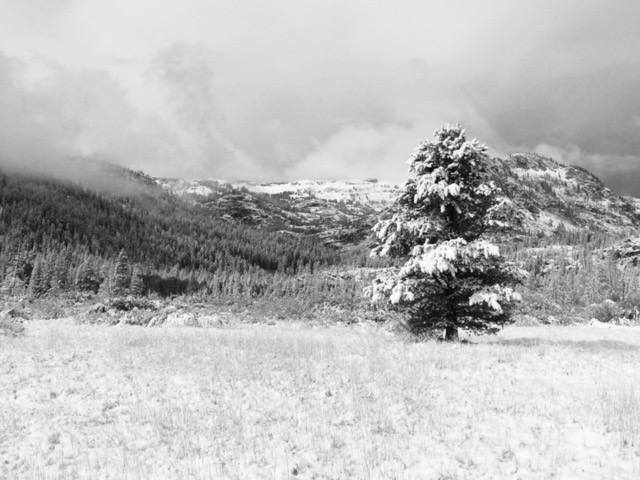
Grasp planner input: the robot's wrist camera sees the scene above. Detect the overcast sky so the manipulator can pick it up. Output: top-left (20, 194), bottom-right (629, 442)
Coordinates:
top-left (0, 0), bottom-right (639, 194)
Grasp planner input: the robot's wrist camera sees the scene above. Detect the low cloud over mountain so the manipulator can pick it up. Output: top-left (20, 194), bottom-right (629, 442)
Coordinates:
top-left (0, 1), bottom-right (639, 194)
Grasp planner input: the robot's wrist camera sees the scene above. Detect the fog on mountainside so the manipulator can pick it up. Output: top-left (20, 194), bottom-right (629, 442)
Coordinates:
top-left (0, 156), bottom-right (157, 198)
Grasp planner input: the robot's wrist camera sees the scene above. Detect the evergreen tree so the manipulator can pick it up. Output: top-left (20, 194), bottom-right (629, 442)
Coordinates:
top-left (130, 265), bottom-right (144, 296)
top-left (29, 255), bottom-right (46, 297)
top-left (51, 253), bottom-right (70, 293)
top-left (41, 256), bottom-right (53, 294)
top-left (1, 268), bottom-right (25, 296)
top-left (367, 124), bottom-right (525, 340)
top-left (75, 259), bottom-right (99, 293)
top-left (112, 250), bottom-right (131, 297)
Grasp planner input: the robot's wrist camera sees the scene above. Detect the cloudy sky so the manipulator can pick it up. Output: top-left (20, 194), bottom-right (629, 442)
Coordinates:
top-left (0, 0), bottom-right (639, 194)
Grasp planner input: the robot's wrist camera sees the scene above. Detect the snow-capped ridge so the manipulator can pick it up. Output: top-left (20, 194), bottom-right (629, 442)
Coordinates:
top-left (153, 152), bottom-right (640, 242)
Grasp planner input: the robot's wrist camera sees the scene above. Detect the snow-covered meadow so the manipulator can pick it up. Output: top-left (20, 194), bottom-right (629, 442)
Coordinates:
top-left (2, 320), bottom-right (640, 479)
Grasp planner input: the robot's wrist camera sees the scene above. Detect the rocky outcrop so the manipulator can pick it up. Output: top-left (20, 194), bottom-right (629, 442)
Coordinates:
top-left (488, 153), bottom-right (640, 234)
top-left (603, 238), bottom-right (640, 266)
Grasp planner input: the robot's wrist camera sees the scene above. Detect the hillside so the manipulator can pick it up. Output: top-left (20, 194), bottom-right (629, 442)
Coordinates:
top-left (156, 178), bottom-right (401, 245)
top-left (1, 153), bottom-right (640, 318)
top-left (0, 167), bottom-right (365, 303)
top-left (160, 178), bottom-right (400, 207)
top-left (157, 154), bottom-right (640, 239)
top-left (490, 153), bottom-right (640, 235)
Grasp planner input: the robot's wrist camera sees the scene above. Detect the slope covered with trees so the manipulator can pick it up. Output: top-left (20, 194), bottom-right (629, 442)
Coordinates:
top-left (2, 151), bottom-right (640, 328)
top-left (0, 167), bottom-right (381, 307)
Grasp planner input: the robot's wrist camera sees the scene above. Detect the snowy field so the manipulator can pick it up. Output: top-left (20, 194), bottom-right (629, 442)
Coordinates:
top-left (2, 320), bottom-right (640, 479)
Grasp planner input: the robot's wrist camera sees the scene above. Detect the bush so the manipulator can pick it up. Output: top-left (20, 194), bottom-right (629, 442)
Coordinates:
top-left (617, 294), bottom-right (640, 322)
top-left (29, 300), bottom-right (64, 320)
top-left (517, 290), bottom-right (563, 318)
top-left (589, 300), bottom-right (622, 323)
top-left (513, 314), bottom-right (541, 326)
top-left (0, 309), bottom-right (25, 337)
top-left (108, 297), bottom-right (158, 312)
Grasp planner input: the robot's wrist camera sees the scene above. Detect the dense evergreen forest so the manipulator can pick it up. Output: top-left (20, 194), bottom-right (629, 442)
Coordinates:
top-left (0, 168), bottom-right (384, 309)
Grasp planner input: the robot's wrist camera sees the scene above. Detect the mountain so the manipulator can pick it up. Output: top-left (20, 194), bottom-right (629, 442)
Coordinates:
top-left (0, 166), bottom-right (355, 299)
top-left (156, 178), bottom-right (401, 245)
top-left (490, 153), bottom-right (640, 235)
top-left (159, 178), bottom-right (399, 207)
top-left (1, 152), bottom-right (639, 314)
top-left (156, 154), bottom-right (640, 240)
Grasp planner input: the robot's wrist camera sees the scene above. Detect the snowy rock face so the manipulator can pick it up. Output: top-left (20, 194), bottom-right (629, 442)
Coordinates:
top-left (156, 178), bottom-right (400, 245)
top-left (234, 179), bottom-right (401, 209)
top-left (488, 153), bottom-right (640, 235)
top-left (602, 238), bottom-right (640, 266)
top-left (155, 153), bottom-right (640, 242)
top-left (158, 178), bottom-right (400, 210)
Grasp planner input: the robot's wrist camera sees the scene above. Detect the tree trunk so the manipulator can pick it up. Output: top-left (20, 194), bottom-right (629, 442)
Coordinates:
top-left (444, 326), bottom-right (459, 342)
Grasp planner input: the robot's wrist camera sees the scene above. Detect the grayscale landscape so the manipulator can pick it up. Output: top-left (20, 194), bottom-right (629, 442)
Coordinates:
top-left (1, 1), bottom-right (640, 479)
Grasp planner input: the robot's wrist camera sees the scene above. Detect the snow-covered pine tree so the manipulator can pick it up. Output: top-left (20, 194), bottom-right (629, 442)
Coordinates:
top-left (367, 124), bottom-right (525, 341)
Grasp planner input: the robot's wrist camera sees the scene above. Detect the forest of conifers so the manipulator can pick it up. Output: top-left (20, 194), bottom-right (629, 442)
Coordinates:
top-left (0, 168), bottom-right (384, 308)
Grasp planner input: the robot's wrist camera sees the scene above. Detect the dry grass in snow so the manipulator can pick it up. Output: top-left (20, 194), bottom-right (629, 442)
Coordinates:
top-left (2, 320), bottom-right (640, 479)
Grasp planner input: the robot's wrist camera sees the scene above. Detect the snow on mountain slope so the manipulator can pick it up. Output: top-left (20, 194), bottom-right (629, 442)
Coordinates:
top-left (155, 153), bottom-right (640, 243)
top-left (155, 178), bottom-right (394, 245)
top-left (158, 178), bottom-right (401, 210)
top-left (489, 153), bottom-right (640, 235)
top-left (154, 178), bottom-right (218, 198)
top-left (233, 179), bottom-right (401, 208)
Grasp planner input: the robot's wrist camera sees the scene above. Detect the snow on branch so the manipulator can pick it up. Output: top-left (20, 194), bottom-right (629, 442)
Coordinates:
top-left (371, 214), bottom-right (432, 257)
top-left (368, 124), bottom-right (523, 339)
top-left (469, 286), bottom-right (522, 313)
top-left (400, 238), bottom-right (501, 277)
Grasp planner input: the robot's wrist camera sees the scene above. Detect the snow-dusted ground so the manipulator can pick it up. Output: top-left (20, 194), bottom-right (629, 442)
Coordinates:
top-left (2, 320), bottom-right (640, 479)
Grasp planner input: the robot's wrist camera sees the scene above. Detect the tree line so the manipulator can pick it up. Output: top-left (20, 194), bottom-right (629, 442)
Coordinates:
top-left (0, 169), bottom-right (383, 302)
